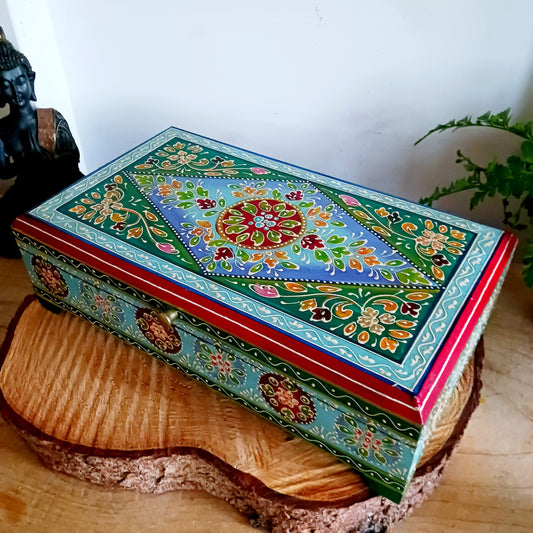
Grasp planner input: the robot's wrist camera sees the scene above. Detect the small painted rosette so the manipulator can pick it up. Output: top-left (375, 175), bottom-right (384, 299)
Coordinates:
top-left (135, 307), bottom-right (182, 354)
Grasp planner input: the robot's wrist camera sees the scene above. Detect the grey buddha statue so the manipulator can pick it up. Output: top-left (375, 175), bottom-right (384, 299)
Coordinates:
top-left (0, 27), bottom-right (82, 256)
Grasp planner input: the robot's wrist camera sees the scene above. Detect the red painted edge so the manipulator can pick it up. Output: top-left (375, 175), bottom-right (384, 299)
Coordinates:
top-left (416, 231), bottom-right (517, 419)
top-left (12, 215), bottom-right (516, 424)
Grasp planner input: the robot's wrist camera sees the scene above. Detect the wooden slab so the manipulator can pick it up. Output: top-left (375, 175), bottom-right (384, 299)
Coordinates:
top-left (0, 297), bottom-right (482, 532)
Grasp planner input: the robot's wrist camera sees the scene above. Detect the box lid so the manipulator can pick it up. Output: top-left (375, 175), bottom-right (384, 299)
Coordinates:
top-left (14, 127), bottom-right (516, 424)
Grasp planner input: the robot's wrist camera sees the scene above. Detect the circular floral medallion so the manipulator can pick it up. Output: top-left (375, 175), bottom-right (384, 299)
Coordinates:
top-left (259, 373), bottom-right (316, 424)
top-left (135, 308), bottom-right (182, 354)
top-left (31, 256), bottom-right (69, 298)
top-left (216, 198), bottom-right (306, 250)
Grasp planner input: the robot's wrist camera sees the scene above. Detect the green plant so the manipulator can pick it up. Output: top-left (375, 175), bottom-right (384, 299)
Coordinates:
top-left (415, 109), bottom-right (533, 287)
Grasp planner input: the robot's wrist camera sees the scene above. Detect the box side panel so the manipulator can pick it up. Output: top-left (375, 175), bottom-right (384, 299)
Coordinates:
top-left (13, 214), bottom-right (423, 423)
top-left (16, 233), bottom-right (423, 502)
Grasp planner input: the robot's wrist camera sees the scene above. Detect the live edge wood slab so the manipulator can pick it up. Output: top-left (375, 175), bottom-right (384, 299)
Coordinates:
top-left (1, 294), bottom-right (481, 533)
top-left (1, 259), bottom-right (532, 533)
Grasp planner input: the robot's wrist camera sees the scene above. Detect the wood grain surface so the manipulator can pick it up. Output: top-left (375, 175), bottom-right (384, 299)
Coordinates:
top-left (0, 258), bottom-right (532, 532)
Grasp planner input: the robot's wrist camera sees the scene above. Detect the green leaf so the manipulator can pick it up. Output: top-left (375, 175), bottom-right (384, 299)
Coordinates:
top-left (337, 425), bottom-right (352, 435)
top-left (521, 140), bottom-right (533, 163)
top-left (331, 247), bottom-right (349, 258)
top-left (249, 263), bottom-right (263, 274)
top-left (280, 229), bottom-right (298, 237)
top-left (267, 230), bottom-right (282, 243)
top-left (279, 219), bottom-right (301, 228)
top-left (259, 200), bottom-right (272, 212)
top-left (386, 259), bottom-right (405, 267)
top-left (206, 261), bottom-right (216, 272)
top-left (241, 202), bottom-right (258, 215)
top-left (470, 189), bottom-right (488, 210)
top-left (327, 235), bottom-right (346, 244)
top-left (330, 220), bottom-right (347, 227)
top-left (280, 261), bottom-right (299, 269)
top-left (397, 268), bottom-right (431, 285)
top-left (381, 270), bottom-right (394, 281)
top-left (190, 236), bottom-right (200, 246)
top-left (278, 209), bottom-right (296, 218)
top-left (236, 249), bottom-right (250, 261)
top-left (314, 249), bottom-right (330, 263)
top-left (226, 225), bottom-right (249, 234)
top-left (374, 452), bottom-right (387, 464)
top-left (203, 210), bottom-right (218, 217)
top-left (251, 230), bottom-right (264, 246)
top-left (177, 201), bottom-right (194, 209)
top-left (334, 258), bottom-right (345, 270)
top-left (176, 190), bottom-right (194, 200)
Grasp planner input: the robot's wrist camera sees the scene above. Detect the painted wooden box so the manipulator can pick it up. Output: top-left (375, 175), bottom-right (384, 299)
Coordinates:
top-left (12, 128), bottom-right (516, 502)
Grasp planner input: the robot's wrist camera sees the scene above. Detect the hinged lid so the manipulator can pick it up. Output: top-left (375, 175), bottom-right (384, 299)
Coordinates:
top-left (14, 127), bottom-right (516, 424)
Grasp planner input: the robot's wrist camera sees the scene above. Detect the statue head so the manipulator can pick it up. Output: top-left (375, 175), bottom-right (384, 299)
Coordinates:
top-left (0, 27), bottom-right (37, 110)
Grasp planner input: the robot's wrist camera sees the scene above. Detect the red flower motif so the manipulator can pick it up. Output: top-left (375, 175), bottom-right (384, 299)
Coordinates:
top-left (431, 253), bottom-right (450, 267)
top-left (285, 191), bottom-right (304, 201)
top-left (310, 307), bottom-right (332, 322)
top-left (214, 247), bottom-right (234, 261)
top-left (400, 302), bottom-right (421, 317)
top-left (301, 234), bottom-right (325, 250)
top-left (197, 198), bottom-right (216, 209)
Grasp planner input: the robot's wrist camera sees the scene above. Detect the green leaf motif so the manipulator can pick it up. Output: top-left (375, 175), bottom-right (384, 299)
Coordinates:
top-left (334, 258), bottom-right (345, 270)
top-left (251, 230), bottom-right (264, 246)
top-left (249, 263), bottom-right (263, 274)
top-left (242, 202), bottom-right (258, 215)
top-left (314, 249), bottom-right (330, 263)
top-left (397, 268), bottom-right (431, 285)
top-left (278, 209), bottom-right (296, 218)
top-left (226, 225), bottom-right (249, 234)
top-left (236, 249), bottom-right (250, 261)
top-left (267, 230), bottom-right (281, 243)
top-left (385, 259), bottom-right (405, 267)
top-left (224, 215), bottom-right (245, 225)
top-left (381, 270), bottom-right (394, 281)
top-left (279, 219), bottom-right (300, 228)
top-left (327, 235), bottom-right (346, 244)
top-left (259, 200), bottom-right (272, 212)
top-left (280, 261), bottom-right (299, 269)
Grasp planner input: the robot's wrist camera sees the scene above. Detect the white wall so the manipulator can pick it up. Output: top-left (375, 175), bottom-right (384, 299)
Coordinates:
top-left (4, 0), bottom-right (533, 232)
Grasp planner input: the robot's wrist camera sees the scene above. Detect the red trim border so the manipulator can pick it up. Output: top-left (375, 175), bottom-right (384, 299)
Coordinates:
top-left (12, 214), bottom-right (516, 425)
